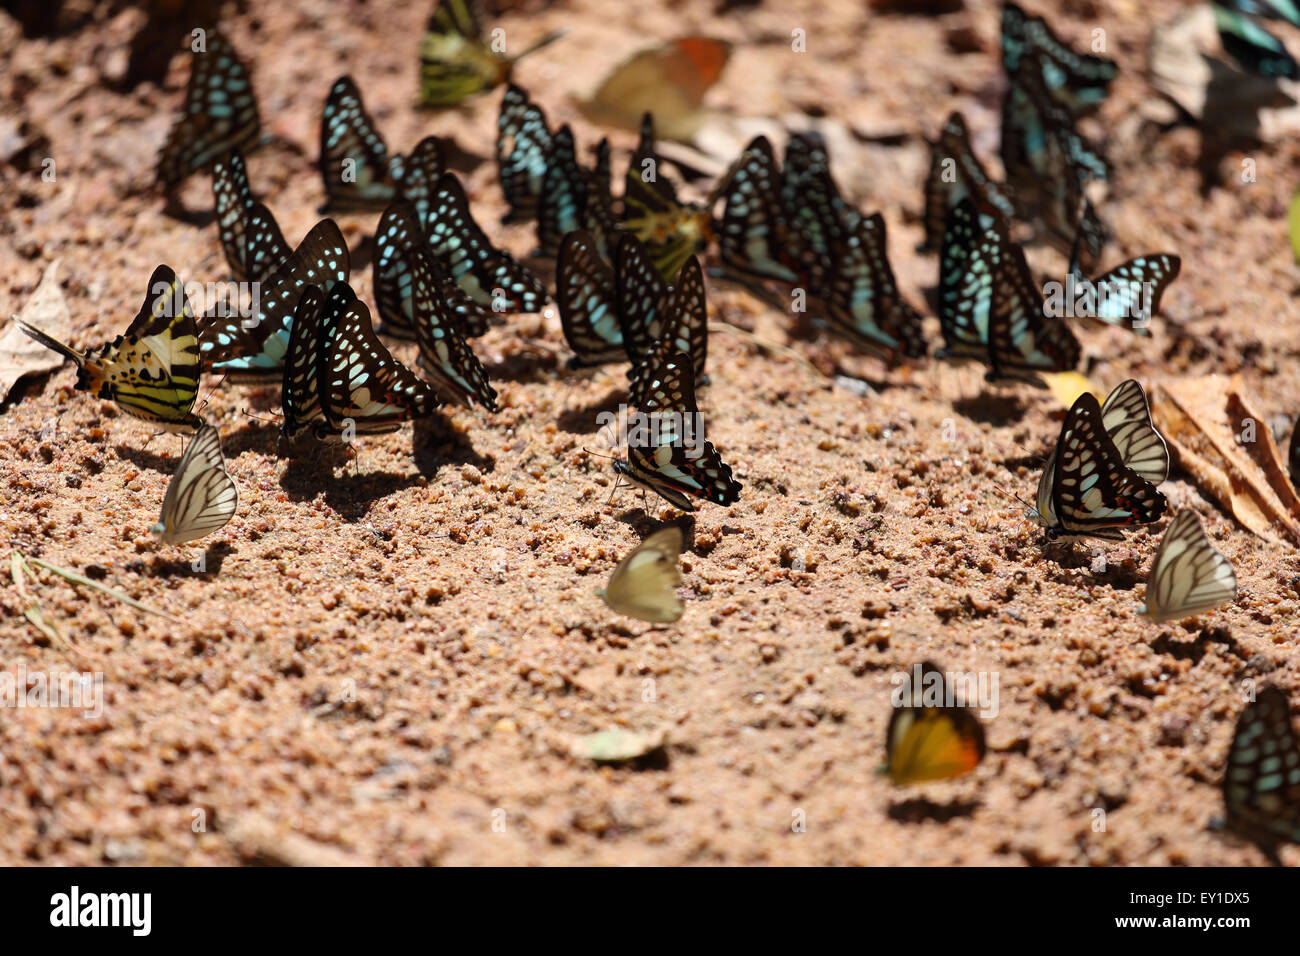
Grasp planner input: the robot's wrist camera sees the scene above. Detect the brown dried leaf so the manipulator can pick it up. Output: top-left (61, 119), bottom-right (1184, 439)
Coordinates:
top-left (0, 260), bottom-right (71, 401)
top-left (1152, 376), bottom-right (1300, 545)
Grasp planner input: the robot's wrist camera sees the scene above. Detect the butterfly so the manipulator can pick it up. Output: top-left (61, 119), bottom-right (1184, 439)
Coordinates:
top-left (717, 135), bottom-right (808, 287)
top-left (1065, 232), bottom-right (1182, 334)
top-left (156, 27), bottom-right (261, 188)
top-left (621, 113), bottom-right (714, 280)
top-left (1032, 390), bottom-right (1168, 541)
top-left (616, 233), bottom-right (708, 391)
top-left (1222, 685), bottom-right (1300, 863)
top-left (885, 661), bottom-right (986, 786)
top-left (614, 350), bottom-right (741, 511)
top-left (1140, 510), bottom-right (1237, 623)
top-left (420, 172), bottom-right (548, 312)
top-left (1001, 48), bottom-right (1110, 258)
top-left (150, 424), bottom-right (238, 546)
top-left (1093, 378), bottom-right (1171, 486)
top-left (780, 131), bottom-right (855, 290)
top-left (825, 212), bottom-right (928, 360)
top-left (1290, 418), bottom-right (1300, 494)
top-left (496, 84), bottom-right (555, 223)
top-left (18, 265), bottom-right (203, 434)
top-left (211, 150), bottom-right (291, 282)
top-left (1000, 1), bottom-right (1118, 116)
top-left (596, 526), bottom-right (685, 624)
top-left (536, 125), bottom-right (589, 258)
top-left (199, 219), bottom-right (351, 382)
top-left (920, 112), bottom-right (1016, 255)
top-left (556, 230), bottom-right (627, 368)
top-left (937, 199), bottom-right (1081, 381)
top-left (1213, 1), bottom-right (1300, 78)
top-left (373, 200), bottom-right (490, 341)
top-left (281, 281), bottom-right (440, 446)
top-left (320, 76), bottom-right (443, 212)
top-left (419, 0), bottom-right (563, 108)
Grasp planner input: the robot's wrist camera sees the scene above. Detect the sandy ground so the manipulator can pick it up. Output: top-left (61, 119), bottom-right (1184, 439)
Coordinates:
top-left (1, 0), bottom-right (1299, 866)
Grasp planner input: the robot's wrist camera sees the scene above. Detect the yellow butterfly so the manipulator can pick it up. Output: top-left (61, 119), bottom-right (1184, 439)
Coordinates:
top-left (597, 527), bottom-right (684, 624)
top-left (885, 662), bottom-right (987, 785)
top-left (419, 0), bottom-right (562, 108)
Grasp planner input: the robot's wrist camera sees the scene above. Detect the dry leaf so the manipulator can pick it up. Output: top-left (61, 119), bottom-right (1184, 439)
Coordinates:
top-left (1152, 376), bottom-right (1300, 545)
top-left (570, 728), bottom-right (667, 763)
top-left (1041, 371), bottom-right (1105, 410)
top-left (0, 260), bottom-right (71, 401)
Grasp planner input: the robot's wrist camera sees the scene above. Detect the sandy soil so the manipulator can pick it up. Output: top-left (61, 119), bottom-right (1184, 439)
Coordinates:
top-left (1, 0), bottom-right (1299, 866)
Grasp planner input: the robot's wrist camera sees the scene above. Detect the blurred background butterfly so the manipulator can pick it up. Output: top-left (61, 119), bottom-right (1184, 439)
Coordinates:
top-left (885, 661), bottom-right (986, 786)
top-left (597, 526), bottom-right (685, 624)
top-left (1222, 685), bottom-right (1300, 864)
top-left (151, 424), bottom-right (238, 546)
top-left (419, 0), bottom-right (563, 108)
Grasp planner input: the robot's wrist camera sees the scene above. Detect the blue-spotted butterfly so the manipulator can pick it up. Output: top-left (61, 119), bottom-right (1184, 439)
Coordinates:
top-left (616, 233), bottom-right (708, 399)
top-left (211, 150), bottom-right (291, 282)
top-left (1065, 230), bottom-right (1181, 334)
top-left (920, 112), bottom-right (1016, 255)
top-left (373, 200), bottom-right (490, 341)
top-left (1213, 1), bottom-right (1300, 78)
top-left (826, 212), bottom-right (928, 359)
top-left (497, 84), bottom-right (554, 223)
top-left (1221, 684), bottom-right (1300, 864)
top-left (18, 265), bottom-right (203, 434)
top-left (614, 350), bottom-right (741, 512)
top-left (156, 27), bottom-right (261, 188)
top-left (717, 135), bottom-right (807, 287)
top-left (556, 230), bottom-right (627, 367)
top-left (622, 113), bottom-right (713, 280)
top-left (1032, 389), bottom-right (1168, 541)
top-left (199, 219), bottom-right (351, 382)
top-left (1001, 1), bottom-right (1118, 116)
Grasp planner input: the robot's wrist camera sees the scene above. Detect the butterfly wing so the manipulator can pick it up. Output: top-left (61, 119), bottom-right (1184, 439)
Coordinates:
top-left (1100, 379), bottom-right (1170, 485)
top-left (156, 28), bottom-right (261, 187)
top-left (1075, 252), bottom-right (1181, 332)
top-left (936, 199), bottom-right (995, 361)
top-left (496, 85), bottom-right (554, 224)
top-left (536, 124), bottom-right (588, 258)
top-left (319, 76), bottom-right (398, 211)
top-left (598, 526), bottom-right (685, 624)
top-left (920, 113), bottom-right (1017, 254)
top-left (826, 212), bottom-right (927, 359)
top-left (280, 284), bottom-right (334, 443)
top-left (152, 424), bottom-right (238, 545)
top-left (886, 662), bottom-right (986, 785)
top-left (1141, 509), bottom-right (1237, 622)
top-left (1215, 3), bottom-right (1300, 78)
top-left (409, 242), bottom-right (498, 411)
top-left (1223, 686), bottom-right (1300, 857)
top-left (1001, 1), bottom-right (1118, 114)
top-left (556, 230), bottom-right (626, 367)
top-left (718, 135), bottom-right (805, 285)
top-left (1048, 392), bottom-right (1167, 538)
top-left (419, 0), bottom-right (505, 107)
top-left (397, 135), bottom-right (446, 228)
top-left (373, 200), bottom-right (429, 340)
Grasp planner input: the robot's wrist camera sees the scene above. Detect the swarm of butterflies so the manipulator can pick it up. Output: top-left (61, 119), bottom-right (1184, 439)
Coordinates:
top-left (13, 1), bottom-right (1300, 861)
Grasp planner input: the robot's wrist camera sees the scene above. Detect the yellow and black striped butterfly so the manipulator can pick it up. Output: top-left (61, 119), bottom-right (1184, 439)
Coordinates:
top-left (199, 219), bottom-right (350, 381)
top-left (937, 198), bottom-right (1080, 382)
top-left (419, 0), bottom-right (563, 108)
top-left (1065, 231), bottom-right (1181, 335)
top-left (622, 113), bottom-right (713, 281)
top-left (1032, 390), bottom-right (1168, 541)
top-left (1222, 685), bottom-right (1300, 864)
top-left (421, 172), bottom-right (547, 312)
top-left (885, 661), bottom-right (986, 786)
top-left (920, 112), bottom-right (1016, 255)
top-left (597, 526), bottom-right (685, 624)
top-left (151, 424), bottom-right (238, 546)
top-left (1140, 509), bottom-right (1237, 623)
top-left (156, 27), bottom-right (261, 188)
top-left (373, 200), bottom-right (490, 343)
top-left (319, 77), bottom-right (445, 213)
top-left (615, 350), bottom-right (741, 512)
top-left (211, 150), bottom-right (291, 282)
top-left (18, 265), bottom-right (203, 434)
top-left (1000, 1), bottom-right (1118, 116)
top-left (281, 282), bottom-right (440, 447)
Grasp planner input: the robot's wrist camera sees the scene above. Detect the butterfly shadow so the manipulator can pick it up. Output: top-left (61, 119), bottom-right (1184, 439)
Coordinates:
top-left (412, 415), bottom-right (495, 478)
top-left (887, 797), bottom-right (980, 825)
top-left (614, 511), bottom-right (696, 547)
top-left (951, 392), bottom-right (1027, 427)
top-left (159, 192), bottom-right (218, 228)
top-left (278, 455), bottom-right (422, 521)
top-left (556, 386), bottom-right (628, 435)
top-left (484, 343), bottom-right (565, 383)
top-left (221, 420), bottom-right (284, 459)
top-left (148, 540), bottom-right (234, 579)
top-left (113, 442), bottom-right (185, 476)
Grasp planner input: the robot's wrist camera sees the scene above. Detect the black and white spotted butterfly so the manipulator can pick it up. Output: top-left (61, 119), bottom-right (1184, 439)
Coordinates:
top-left (1140, 509), bottom-right (1237, 622)
top-left (199, 219), bottom-right (350, 381)
top-left (615, 350), bottom-right (741, 512)
top-left (1222, 684), bottom-right (1300, 864)
top-left (1214, 1), bottom-right (1300, 79)
top-left (1032, 389), bottom-right (1168, 541)
top-left (717, 135), bottom-right (810, 288)
top-left (780, 132), bottom-right (855, 294)
top-left (421, 173), bottom-right (547, 312)
top-left (211, 150), bottom-right (291, 282)
top-left (373, 200), bottom-right (490, 341)
top-left (496, 84), bottom-right (554, 224)
top-left (319, 76), bottom-right (446, 213)
top-left (937, 199), bottom-right (1080, 382)
top-left (157, 27), bottom-right (261, 188)
top-left (280, 281), bottom-right (439, 448)
top-left (1065, 230), bottom-right (1181, 334)
top-left (150, 424), bottom-right (238, 546)
top-left (920, 112), bottom-right (1016, 255)
top-left (1001, 1), bottom-right (1118, 116)
top-left (825, 212), bottom-right (928, 360)
top-left (556, 230), bottom-right (627, 368)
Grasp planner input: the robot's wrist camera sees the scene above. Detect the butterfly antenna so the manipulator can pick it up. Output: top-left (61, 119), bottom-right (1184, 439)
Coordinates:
top-left (196, 372), bottom-right (228, 414)
top-left (240, 408), bottom-right (280, 426)
top-left (606, 473), bottom-right (623, 507)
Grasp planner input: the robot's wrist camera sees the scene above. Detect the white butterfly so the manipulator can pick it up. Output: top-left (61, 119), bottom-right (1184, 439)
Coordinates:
top-left (1140, 509), bottom-right (1237, 623)
top-left (151, 424), bottom-right (238, 545)
top-left (596, 527), bottom-right (684, 624)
